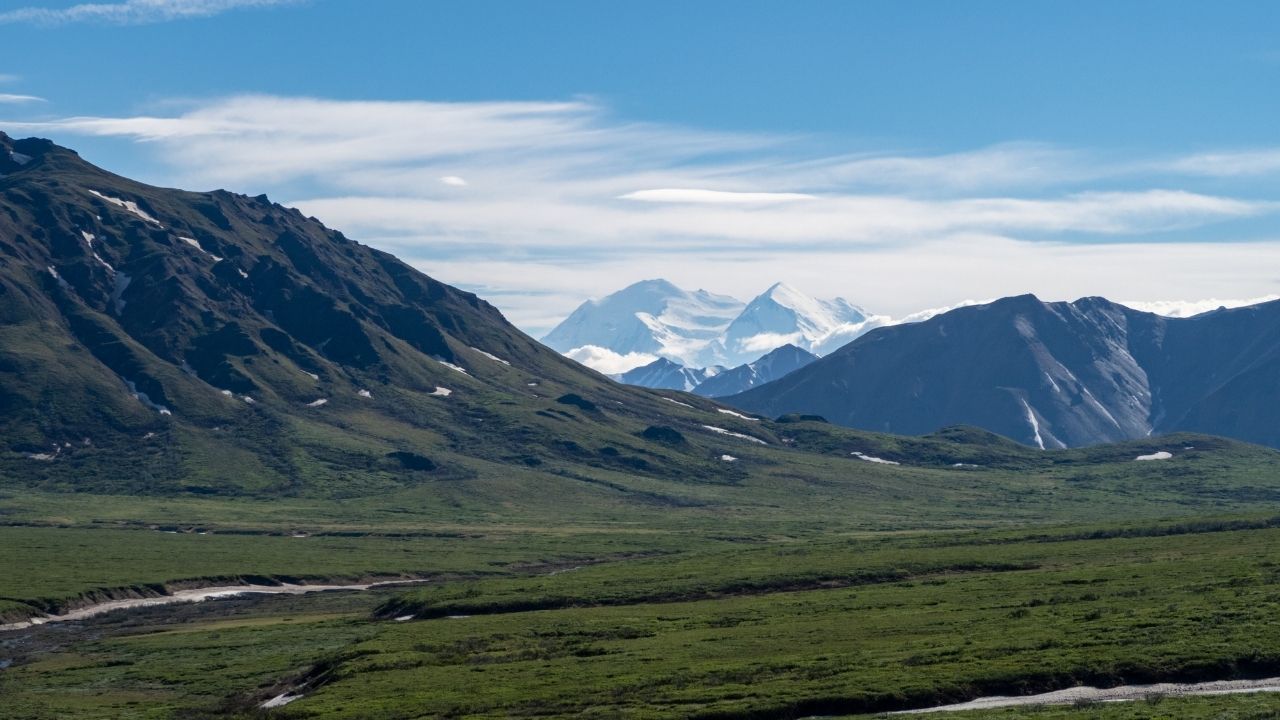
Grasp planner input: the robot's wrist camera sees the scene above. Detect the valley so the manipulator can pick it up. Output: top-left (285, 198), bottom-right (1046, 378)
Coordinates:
top-left (3, 133), bottom-right (1280, 719)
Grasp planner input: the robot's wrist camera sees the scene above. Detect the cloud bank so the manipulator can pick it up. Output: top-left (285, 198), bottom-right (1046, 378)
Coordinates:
top-left (6, 94), bottom-right (1279, 334)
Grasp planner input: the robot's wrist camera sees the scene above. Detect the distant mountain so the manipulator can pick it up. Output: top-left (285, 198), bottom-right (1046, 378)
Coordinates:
top-left (617, 357), bottom-right (723, 392)
top-left (694, 344), bottom-right (818, 398)
top-left (726, 294), bottom-right (1280, 449)
top-left (718, 283), bottom-right (868, 367)
top-left (545, 280), bottom-right (875, 371)
top-left (540, 279), bottom-right (743, 367)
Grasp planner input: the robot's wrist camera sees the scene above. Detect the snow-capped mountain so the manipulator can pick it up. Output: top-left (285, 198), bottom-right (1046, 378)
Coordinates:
top-left (541, 279), bottom-right (743, 368)
top-left (544, 280), bottom-right (877, 372)
top-left (718, 282), bottom-right (868, 367)
top-left (616, 358), bottom-right (723, 392)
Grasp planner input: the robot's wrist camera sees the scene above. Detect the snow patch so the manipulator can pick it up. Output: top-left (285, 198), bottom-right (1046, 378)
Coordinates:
top-left (394, 614), bottom-right (415, 622)
top-left (306, 398), bottom-right (329, 408)
top-left (701, 425), bottom-right (768, 444)
top-left (662, 397), bottom-right (694, 409)
top-left (436, 360), bottom-right (468, 375)
top-left (9, 150), bottom-right (31, 165)
top-left (851, 451), bottom-right (900, 465)
top-left (179, 236), bottom-right (223, 262)
top-left (81, 230), bottom-right (115, 274)
top-left (1136, 451), bottom-right (1173, 461)
top-left (1044, 372), bottom-right (1061, 393)
top-left (220, 389), bottom-right (233, 396)
top-left (242, 396), bottom-right (255, 404)
top-left (716, 408), bottom-right (759, 421)
top-left (1020, 398), bottom-right (1045, 450)
top-left (88, 190), bottom-right (161, 225)
top-left (357, 389), bottom-right (372, 398)
top-left (260, 693), bottom-right (303, 709)
top-left (471, 347), bottom-right (511, 365)
top-left (720, 454), bottom-right (738, 462)
top-left (429, 387), bottom-right (453, 397)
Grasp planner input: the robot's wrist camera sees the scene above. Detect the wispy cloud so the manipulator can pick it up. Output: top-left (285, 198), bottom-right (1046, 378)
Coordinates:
top-left (0, 93), bottom-right (44, 104)
top-left (0, 0), bottom-right (302, 26)
top-left (1164, 149), bottom-right (1280, 177)
top-left (7, 94), bottom-right (1278, 333)
top-left (0, 74), bottom-right (20, 84)
top-left (619, 188), bottom-right (816, 204)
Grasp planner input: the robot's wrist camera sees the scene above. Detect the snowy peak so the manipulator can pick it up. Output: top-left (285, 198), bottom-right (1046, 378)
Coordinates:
top-left (719, 283), bottom-right (868, 366)
top-left (541, 279), bottom-right (744, 365)
top-left (544, 279), bottom-right (877, 373)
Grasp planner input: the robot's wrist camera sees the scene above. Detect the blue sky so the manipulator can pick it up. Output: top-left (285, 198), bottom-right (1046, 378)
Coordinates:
top-left (3, 0), bottom-right (1280, 332)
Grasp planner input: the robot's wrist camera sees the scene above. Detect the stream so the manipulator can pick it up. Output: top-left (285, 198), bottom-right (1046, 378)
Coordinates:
top-left (0, 579), bottom-right (427, 632)
top-left (893, 677), bottom-right (1280, 713)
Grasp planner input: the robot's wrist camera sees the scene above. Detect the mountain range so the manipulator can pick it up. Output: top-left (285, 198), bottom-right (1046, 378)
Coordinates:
top-left (8, 131), bottom-right (1125, 504)
top-left (543, 279), bottom-right (873, 370)
top-left (727, 293), bottom-right (1280, 449)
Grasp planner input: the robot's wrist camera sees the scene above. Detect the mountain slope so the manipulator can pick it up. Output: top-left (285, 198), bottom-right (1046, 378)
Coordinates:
top-left (727, 294), bottom-right (1280, 448)
top-left (0, 133), bottom-right (803, 497)
top-left (693, 343), bottom-right (817, 398)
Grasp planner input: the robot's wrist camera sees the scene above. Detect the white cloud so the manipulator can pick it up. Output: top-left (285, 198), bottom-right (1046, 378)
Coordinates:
top-left (0, 75), bottom-right (21, 85)
top-left (619, 188), bottom-right (815, 204)
top-left (0, 94), bottom-right (44, 104)
top-left (562, 345), bottom-right (658, 375)
top-left (9, 94), bottom-right (1279, 336)
top-left (1119, 295), bottom-right (1280, 318)
top-left (0, 0), bottom-right (302, 25)
top-left (1165, 149), bottom-right (1280, 177)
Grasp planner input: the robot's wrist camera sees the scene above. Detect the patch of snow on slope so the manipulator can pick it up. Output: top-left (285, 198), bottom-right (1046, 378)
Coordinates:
top-left (9, 150), bottom-right (31, 165)
top-left (306, 398), bottom-right (329, 407)
top-left (429, 387), bottom-right (453, 397)
top-left (1020, 398), bottom-right (1045, 450)
top-left (1044, 372), bottom-right (1061, 393)
top-left (471, 347), bottom-right (511, 365)
top-left (851, 451), bottom-right (900, 465)
top-left (357, 389), bottom-right (372, 398)
top-left (720, 454), bottom-right (738, 462)
top-left (435, 359), bottom-right (469, 375)
top-left (1136, 451), bottom-right (1173, 461)
top-left (260, 693), bottom-right (303, 709)
top-left (717, 408), bottom-right (759, 421)
top-left (88, 190), bottom-right (161, 225)
top-left (81, 231), bottom-right (115, 273)
top-left (662, 397), bottom-right (694, 409)
top-left (179, 236), bottom-right (223, 262)
top-left (701, 425), bottom-right (768, 444)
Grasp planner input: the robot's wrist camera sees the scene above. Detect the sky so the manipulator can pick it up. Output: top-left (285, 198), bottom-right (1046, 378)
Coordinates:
top-left (3, 0), bottom-right (1280, 334)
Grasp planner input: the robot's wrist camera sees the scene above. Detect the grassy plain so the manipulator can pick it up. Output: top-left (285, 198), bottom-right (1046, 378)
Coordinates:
top-left (6, 518), bottom-right (1280, 719)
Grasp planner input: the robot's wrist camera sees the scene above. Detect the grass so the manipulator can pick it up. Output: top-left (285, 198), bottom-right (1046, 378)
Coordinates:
top-left (7, 518), bottom-right (1280, 718)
